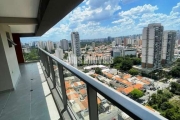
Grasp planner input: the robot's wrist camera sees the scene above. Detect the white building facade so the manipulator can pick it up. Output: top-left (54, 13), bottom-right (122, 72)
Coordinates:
top-left (46, 41), bottom-right (54, 52)
top-left (60, 39), bottom-right (69, 51)
top-left (92, 42), bottom-right (95, 49)
top-left (142, 23), bottom-right (164, 69)
top-left (162, 30), bottom-right (176, 65)
top-left (71, 32), bottom-right (81, 57)
top-left (55, 48), bottom-right (64, 60)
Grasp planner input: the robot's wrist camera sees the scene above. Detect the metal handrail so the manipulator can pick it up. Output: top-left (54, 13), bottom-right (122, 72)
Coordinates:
top-left (38, 47), bottom-right (167, 120)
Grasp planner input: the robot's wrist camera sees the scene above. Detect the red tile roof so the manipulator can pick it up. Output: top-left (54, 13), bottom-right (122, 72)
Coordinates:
top-left (133, 83), bottom-right (143, 90)
top-left (116, 87), bottom-right (125, 92)
top-left (122, 87), bottom-right (134, 95)
top-left (79, 89), bottom-right (87, 95)
top-left (123, 74), bottom-right (131, 80)
top-left (65, 81), bottom-right (71, 89)
top-left (67, 93), bottom-right (79, 100)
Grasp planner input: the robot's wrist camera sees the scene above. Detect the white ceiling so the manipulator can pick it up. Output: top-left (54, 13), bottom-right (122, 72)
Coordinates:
top-left (0, 0), bottom-right (40, 34)
top-left (0, 0), bottom-right (40, 18)
top-left (9, 25), bottom-right (36, 33)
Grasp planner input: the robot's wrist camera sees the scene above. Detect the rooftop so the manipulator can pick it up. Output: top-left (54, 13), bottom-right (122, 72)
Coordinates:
top-left (79, 89), bottom-right (87, 95)
top-left (67, 93), bottom-right (79, 100)
top-left (121, 87), bottom-right (134, 95)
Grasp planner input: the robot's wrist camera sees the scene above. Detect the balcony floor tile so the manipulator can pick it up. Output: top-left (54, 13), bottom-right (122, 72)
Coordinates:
top-left (0, 62), bottom-right (60, 120)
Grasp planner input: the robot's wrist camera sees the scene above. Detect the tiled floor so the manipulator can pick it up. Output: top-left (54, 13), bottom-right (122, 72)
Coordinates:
top-left (0, 62), bottom-right (60, 120)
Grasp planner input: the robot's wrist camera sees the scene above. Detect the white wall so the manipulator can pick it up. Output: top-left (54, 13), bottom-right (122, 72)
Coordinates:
top-left (142, 55), bottom-right (146, 63)
top-left (142, 28), bottom-right (147, 40)
top-left (0, 24), bottom-right (20, 91)
top-left (148, 56), bottom-right (153, 64)
top-left (124, 50), bottom-right (136, 56)
top-left (148, 40), bottom-right (154, 48)
top-left (149, 28), bottom-right (155, 40)
top-left (142, 48), bottom-right (146, 56)
top-left (148, 48), bottom-right (154, 56)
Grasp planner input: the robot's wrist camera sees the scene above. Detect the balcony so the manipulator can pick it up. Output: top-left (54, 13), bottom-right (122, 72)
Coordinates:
top-left (0, 62), bottom-right (61, 120)
top-left (0, 48), bottom-right (167, 120)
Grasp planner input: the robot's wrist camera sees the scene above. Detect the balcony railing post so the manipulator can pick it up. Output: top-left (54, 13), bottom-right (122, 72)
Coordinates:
top-left (57, 63), bottom-right (67, 110)
top-left (39, 49), bottom-right (43, 63)
top-left (42, 53), bottom-right (45, 66)
top-left (44, 55), bottom-right (50, 77)
top-left (49, 57), bottom-right (56, 88)
top-left (87, 85), bottom-right (98, 120)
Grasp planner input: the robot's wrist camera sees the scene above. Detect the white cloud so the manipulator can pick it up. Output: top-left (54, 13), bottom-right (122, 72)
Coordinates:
top-left (105, 5), bottom-right (111, 10)
top-left (71, 0), bottom-right (121, 22)
top-left (172, 2), bottom-right (180, 13)
top-left (42, 2), bottom-right (180, 41)
top-left (119, 4), bottom-right (158, 17)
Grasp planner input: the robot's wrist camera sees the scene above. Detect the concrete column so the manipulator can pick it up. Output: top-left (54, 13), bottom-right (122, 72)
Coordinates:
top-left (0, 24), bottom-right (21, 92)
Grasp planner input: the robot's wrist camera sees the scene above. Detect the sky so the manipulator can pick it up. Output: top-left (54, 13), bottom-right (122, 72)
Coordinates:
top-left (21, 0), bottom-right (180, 43)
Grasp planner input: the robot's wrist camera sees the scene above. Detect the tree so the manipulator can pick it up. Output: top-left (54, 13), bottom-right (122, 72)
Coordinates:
top-left (160, 102), bottom-right (173, 110)
top-left (130, 89), bottom-right (144, 99)
top-left (51, 49), bottom-right (55, 54)
top-left (170, 67), bottom-right (180, 77)
top-left (131, 58), bottom-right (141, 65)
top-left (127, 44), bottom-right (132, 47)
top-left (86, 47), bottom-right (89, 51)
top-left (44, 46), bottom-right (47, 51)
top-left (170, 82), bottom-right (180, 95)
top-left (165, 108), bottom-right (180, 120)
top-left (113, 56), bottom-right (124, 65)
top-left (64, 53), bottom-right (68, 59)
top-left (23, 48), bottom-right (39, 61)
top-left (120, 60), bottom-right (133, 71)
top-left (84, 69), bottom-right (89, 73)
top-left (95, 67), bottom-right (102, 75)
top-left (128, 68), bottom-right (139, 75)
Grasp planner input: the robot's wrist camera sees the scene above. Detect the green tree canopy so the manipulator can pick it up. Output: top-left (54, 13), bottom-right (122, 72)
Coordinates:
top-left (23, 49), bottom-right (39, 61)
top-left (120, 60), bottom-right (133, 71)
top-left (170, 67), bottom-right (180, 77)
top-left (128, 68), bottom-right (139, 75)
top-left (130, 89), bottom-right (144, 99)
top-left (131, 58), bottom-right (141, 65)
top-left (170, 82), bottom-right (180, 95)
top-left (95, 67), bottom-right (102, 75)
top-left (64, 53), bottom-right (68, 59)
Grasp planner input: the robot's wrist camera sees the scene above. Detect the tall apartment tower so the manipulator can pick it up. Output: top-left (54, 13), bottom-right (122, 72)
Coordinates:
top-left (71, 32), bottom-right (81, 57)
top-left (142, 23), bottom-right (163, 69)
top-left (92, 42), bottom-right (95, 49)
top-left (46, 41), bottom-right (54, 52)
top-left (55, 48), bottom-right (63, 60)
top-left (162, 30), bottom-right (176, 65)
top-left (60, 39), bottom-right (69, 51)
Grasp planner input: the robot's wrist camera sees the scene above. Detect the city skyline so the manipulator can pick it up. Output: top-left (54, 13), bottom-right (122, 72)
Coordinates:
top-left (21, 0), bottom-right (180, 43)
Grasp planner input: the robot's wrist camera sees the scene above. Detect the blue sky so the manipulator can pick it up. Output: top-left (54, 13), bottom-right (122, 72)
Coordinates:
top-left (21, 0), bottom-right (180, 43)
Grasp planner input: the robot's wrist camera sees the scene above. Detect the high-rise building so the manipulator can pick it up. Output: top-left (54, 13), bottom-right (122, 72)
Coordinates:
top-left (92, 42), bottom-right (95, 49)
top-left (108, 36), bottom-right (112, 42)
top-left (142, 23), bottom-right (163, 69)
top-left (138, 39), bottom-right (142, 46)
top-left (123, 38), bottom-right (127, 46)
top-left (60, 39), bottom-right (69, 51)
top-left (38, 41), bottom-right (45, 49)
top-left (55, 48), bottom-right (63, 60)
top-left (71, 32), bottom-right (81, 57)
top-left (115, 37), bottom-right (122, 45)
top-left (46, 41), bottom-right (54, 52)
top-left (162, 30), bottom-right (176, 65)
top-left (112, 41), bottom-right (116, 47)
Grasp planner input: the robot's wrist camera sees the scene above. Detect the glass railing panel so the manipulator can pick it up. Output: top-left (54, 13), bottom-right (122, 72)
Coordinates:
top-left (22, 48), bottom-right (39, 62)
top-left (63, 67), bottom-right (90, 120)
top-left (97, 92), bottom-right (134, 120)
